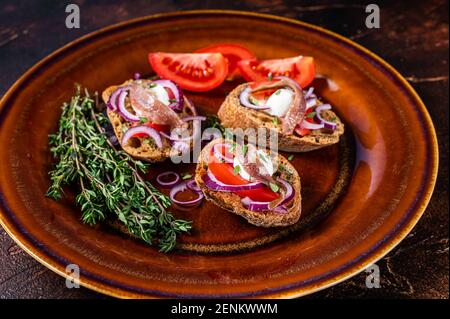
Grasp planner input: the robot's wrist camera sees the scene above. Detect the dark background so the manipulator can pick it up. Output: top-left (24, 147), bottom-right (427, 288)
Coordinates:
top-left (0, 0), bottom-right (448, 299)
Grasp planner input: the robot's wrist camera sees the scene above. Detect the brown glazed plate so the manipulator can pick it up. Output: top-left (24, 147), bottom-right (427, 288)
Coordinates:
top-left (0, 11), bottom-right (438, 298)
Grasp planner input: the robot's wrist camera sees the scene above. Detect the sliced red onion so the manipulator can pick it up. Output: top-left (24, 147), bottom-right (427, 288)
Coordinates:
top-left (239, 87), bottom-right (270, 110)
top-left (299, 120), bottom-right (325, 130)
top-left (156, 171), bottom-right (180, 187)
top-left (121, 125), bottom-right (162, 148)
top-left (203, 170), bottom-right (265, 192)
top-left (117, 90), bottom-right (140, 122)
top-left (153, 79), bottom-right (184, 111)
top-left (241, 178), bottom-right (294, 212)
top-left (170, 181), bottom-right (204, 206)
top-left (212, 143), bottom-right (234, 164)
top-left (306, 97), bottom-right (317, 109)
top-left (304, 87), bottom-right (314, 99)
top-left (134, 72), bottom-right (141, 80)
top-left (107, 87), bottom-right (124, 111)
top-left (187, 179), bottom-right (202, 193)
top-left (315, 104), bottom-right (337, 130)
top-left (182, 115), bottom-right (206, 122)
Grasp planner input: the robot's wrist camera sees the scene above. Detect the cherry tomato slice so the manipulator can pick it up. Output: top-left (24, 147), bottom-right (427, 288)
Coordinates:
top-left (195, 43), bottom-right (256, 80)
top-left (238, 56), bottom-right (315, 88)
top-left (148, 52), bottom-right (228, 92)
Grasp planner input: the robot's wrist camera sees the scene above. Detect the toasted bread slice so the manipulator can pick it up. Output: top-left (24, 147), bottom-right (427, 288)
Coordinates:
top-left (102, 79), bottom-right (196, 162)
top-left (217, 83), bottom-right (344, 152)
top-left (195, 138), bottom-right (302, 227)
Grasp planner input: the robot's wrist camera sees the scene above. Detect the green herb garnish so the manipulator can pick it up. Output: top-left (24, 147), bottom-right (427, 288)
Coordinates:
top-left (275, 89), bottom-right (281, 95)
top-left (288, 154), bottom-right (294, 161)
top-left (306, 111), bottom-right (316, 119)
top-left (330, 116), bottom-right (337, 122)
top-left (233, 165), bottom-right (241, 175)
top-left (139, 117), bottom-right (148, 124)
top-left (46, 86), bottom-right (191, 252)
top-left (269, 182), bottom-right (279, 193)
top-left (268, 73), bottom-right (273, 81)
top-left (169, 99), bottom-right (177, 103)
top-left (241, 144), bottom-right (248, 155)
top-left (182, 173), bottom-right (192, 180)
top-left (149, 83), bottom-right (157, 88)
top-left (272, 117), bottom-right (279, 125)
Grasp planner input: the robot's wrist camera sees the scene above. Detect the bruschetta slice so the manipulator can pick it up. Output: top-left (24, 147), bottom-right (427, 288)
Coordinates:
top-left (195, 138), bottom-right (301, 227)
top-left (102, 79), bottom-right (198, 162)
top-left (217, 77), bottom-right (344, 152)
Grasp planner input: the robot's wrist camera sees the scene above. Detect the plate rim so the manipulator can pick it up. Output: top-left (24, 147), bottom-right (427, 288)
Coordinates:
top-left (0, 10), bottom-right (439, 299)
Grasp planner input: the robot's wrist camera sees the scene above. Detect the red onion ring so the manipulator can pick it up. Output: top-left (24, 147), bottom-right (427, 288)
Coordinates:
top-left (299, 120), bottom-right (325, 130)
top-left (170, 181), bottom-right (204, 206)
top-left (107, 87), bottom-right (124, 111)
top-left (305, 87), bottom-right (314, 99)
top-left (187, 179), bottom-right (202, 193)
top-left (203, 170), bottom-right (265, 192)
top-left (117, 90), bottom-right (140, 122)
top-left (315, 104), bottom-right (337, 130)
top-left (153, 79), bottom-right (184, 111)
top-left (121, 125), bottom-right (163, 148)
top-left (239, 87), bottom-right (270, 110)
top-left (306, 97), bottom-right (317, 109)
top-left (156, 171), bottom-right (180, 187)
top-left (212, 143), bottom-right (234, 164)
top-left (240, 178), bottom-right (294, 212)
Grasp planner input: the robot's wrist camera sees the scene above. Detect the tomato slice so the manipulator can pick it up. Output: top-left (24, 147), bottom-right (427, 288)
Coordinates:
top-left (132, 122), bottom-right (170, 137)
top-left (238, 56), bottom-right (315, 88)
top-left (148, 52), bottom-right (228, 92)
top-left (208, 149), bottom-right (279, 202)
top-left (195, 43), bottom-right (256, 80)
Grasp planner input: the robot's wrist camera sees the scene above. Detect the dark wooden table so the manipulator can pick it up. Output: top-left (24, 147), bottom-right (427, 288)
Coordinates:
top-left (0, 0), bottom-right (448, 299)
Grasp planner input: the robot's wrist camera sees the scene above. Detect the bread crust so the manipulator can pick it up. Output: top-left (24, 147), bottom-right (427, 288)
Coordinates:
top-left (217, 83), bottom-right (345, 152)
top-left (102, 80), bottom-right (196, 162)
top-left (195, 138), bottom-right (302, 227)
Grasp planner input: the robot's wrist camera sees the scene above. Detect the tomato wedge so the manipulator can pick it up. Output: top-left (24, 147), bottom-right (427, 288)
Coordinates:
top-left (237, 56), bottom-right (315, 88)
top-left (207, 148), bottom-right (279, 202)
top-left (195, 43), bottom-right (256, 80)
top-left (148, 52), bottom-right (228, 92)
top-left (132, 122), bottom-right (170, 137)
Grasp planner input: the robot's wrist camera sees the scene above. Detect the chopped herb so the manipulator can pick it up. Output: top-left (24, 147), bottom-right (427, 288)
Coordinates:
top-left (288, 154), bottom-right (294, 161)
top-left (139, 117), bottom-right (148, 124)
top-left (233, 165), bottom-right (241, 175)
top-left (272, 117), bottom-right (279, 125)
top-left (169, 99), bottom-right (177, 103)
top-left (269, 182), bottom-right (279, 193)
top-left (229, 143), bottom-right (236, 153)
top-left (142, 138), bottom-right (151, 145)
top-left (275, 89), bottom-right (281, 95)
top-left (268, 72), bottom-right (273, 81)
top-left (121, 126), bottom-right (128, 133)
top-left (149, 83), bottom-right (157, 88)
top-left (278, 164), bottom-right (285, 172)
top-left (330, 117), bottom-right (337, 122)
top-left (181, 173), bottom-right (192, 180)
top-left (259, 152), bottom-right (268, 162)
top-left (46, 86), bottom-right (191, 252)
top-left (306, 111), bottom-right (316, 119)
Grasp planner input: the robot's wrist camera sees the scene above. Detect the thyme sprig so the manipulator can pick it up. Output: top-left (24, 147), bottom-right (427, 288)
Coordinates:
top-left (46, 86), bottom-right (191, 252)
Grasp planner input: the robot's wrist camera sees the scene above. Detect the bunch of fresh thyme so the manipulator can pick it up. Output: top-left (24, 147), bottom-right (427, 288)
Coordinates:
top-left (46, 86), bottom-right (191, 252)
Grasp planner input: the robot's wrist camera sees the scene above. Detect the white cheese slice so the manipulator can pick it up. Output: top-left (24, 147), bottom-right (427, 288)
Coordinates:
top-left (265, 88), bottom-right (294, 117)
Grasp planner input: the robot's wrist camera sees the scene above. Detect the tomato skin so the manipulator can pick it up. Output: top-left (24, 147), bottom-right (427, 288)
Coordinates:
top-left (208, 151), bottom-right (279, 202)
top-left (148, 52), bottom-right (228, 92)
top-left (195, 43), bottom-right (256, 80)
top-left (238, 56), bottom-right (315, 88)
top-left (132, 122), bottom-right (170, 137)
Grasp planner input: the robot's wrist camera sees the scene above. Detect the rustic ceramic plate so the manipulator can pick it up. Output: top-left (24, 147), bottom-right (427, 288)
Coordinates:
top-left (0, 11), bottom-right (438, 298)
